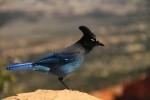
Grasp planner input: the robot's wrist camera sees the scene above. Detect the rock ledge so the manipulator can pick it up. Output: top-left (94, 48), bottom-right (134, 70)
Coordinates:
top-left (3, 89), bottom-right (101, 100)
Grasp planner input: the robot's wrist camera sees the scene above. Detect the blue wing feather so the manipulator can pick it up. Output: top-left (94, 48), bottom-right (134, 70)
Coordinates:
top-left (33, 52), bottom-right (77, 68)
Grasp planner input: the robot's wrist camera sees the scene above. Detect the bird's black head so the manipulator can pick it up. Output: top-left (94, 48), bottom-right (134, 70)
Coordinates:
top-left (78, 26), bottom-right (104, 53)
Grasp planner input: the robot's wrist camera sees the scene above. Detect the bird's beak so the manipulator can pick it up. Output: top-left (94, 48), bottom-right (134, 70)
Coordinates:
top-left (97, 41), bottom-right (104, 46)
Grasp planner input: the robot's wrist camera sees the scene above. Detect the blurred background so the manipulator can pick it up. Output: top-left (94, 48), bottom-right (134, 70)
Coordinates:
top-left (0, 0), bottom-right (149, 100)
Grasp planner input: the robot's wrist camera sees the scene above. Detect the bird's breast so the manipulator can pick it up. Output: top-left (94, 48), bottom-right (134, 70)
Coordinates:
top-left (50, 56), bottom-right (84, 77)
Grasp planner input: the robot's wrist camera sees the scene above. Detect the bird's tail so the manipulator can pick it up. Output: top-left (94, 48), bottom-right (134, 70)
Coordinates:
top-left (6, 63), bottom-right (33, 71)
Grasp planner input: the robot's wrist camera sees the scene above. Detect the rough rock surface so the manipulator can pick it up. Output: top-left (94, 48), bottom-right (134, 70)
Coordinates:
top-left (3, 89), bottom-right (101, 100)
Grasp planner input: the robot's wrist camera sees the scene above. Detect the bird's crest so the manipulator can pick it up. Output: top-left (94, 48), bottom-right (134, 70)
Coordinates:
top-left (78, 26), bottom-right (104, 47)
top-left (79, 26), bottom-right (96, 38)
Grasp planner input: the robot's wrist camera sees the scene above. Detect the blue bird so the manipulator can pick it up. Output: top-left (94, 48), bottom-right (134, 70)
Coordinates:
top-left (6, 26), bottom-right (104, 89)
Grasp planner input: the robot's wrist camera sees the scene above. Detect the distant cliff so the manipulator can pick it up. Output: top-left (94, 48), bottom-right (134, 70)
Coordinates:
top-left (0, 0), bottom-right (141, 16)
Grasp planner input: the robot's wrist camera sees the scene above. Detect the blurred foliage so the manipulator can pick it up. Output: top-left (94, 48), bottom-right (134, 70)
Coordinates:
top-left (0, 63), bottom-right (23, 98)
top-left (0, 63), bottom-right (15, 98)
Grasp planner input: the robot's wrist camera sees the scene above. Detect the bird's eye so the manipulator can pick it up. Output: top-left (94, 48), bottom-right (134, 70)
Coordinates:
top-left (90, 38), bottom-right (96, 42)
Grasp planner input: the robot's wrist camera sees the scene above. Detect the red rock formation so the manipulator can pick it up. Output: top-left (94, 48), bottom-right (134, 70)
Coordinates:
top-left (116, 74), bottom-right (150, 100)
top-left (91, 74), bottom-right (150, 100)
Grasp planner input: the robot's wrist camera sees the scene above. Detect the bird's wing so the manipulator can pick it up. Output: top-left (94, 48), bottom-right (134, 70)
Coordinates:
top-left (33, 52), bottom-right (77, 68)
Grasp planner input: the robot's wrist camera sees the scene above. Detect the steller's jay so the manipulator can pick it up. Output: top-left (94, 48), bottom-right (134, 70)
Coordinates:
top-left (6, 26), bottom-right (104, 89)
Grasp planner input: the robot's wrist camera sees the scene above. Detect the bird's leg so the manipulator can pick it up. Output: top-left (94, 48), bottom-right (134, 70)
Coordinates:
top-left (58, 77), bottom-right (70, 90)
